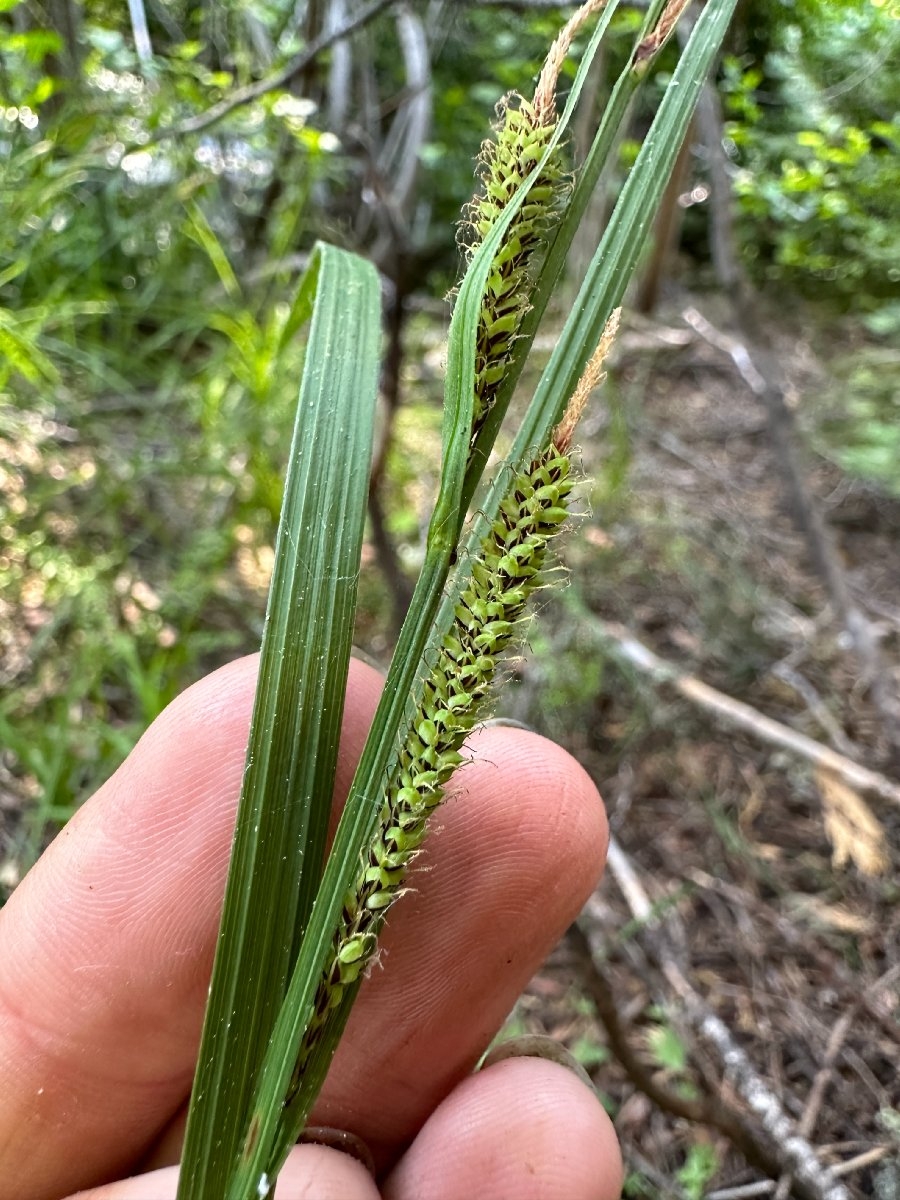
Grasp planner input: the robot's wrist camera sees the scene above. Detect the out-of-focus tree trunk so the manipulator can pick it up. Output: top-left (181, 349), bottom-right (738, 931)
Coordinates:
top-left (296, 0), bottom-right (328, 95)
top-left (635, 120), bottom-right (694, 313)
top-left (42, 0), bottom-right (83, 111)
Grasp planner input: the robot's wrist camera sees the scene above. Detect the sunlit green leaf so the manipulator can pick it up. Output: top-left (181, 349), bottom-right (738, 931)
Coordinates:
top-left (176, 243), bottom-right (381, 1200)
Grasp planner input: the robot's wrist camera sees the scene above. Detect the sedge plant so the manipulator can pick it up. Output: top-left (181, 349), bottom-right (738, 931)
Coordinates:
top-left (175, 2), bottom-right (738, 1197)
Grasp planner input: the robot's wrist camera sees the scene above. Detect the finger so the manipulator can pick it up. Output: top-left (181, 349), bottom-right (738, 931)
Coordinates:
top-left (147, 723), bottom-right (609, 1175)
top-left (64, 1144), bottom-right (380, 1200)
top-left (0, 654), bottom-right (384, 1200)
top-left (0, 653), bottom-right (608, 1197)
top-left (384, 1056), bottom-right (623, 1200)
top-left (76, 1059), bottom-right (621, 1200)
top-left (313, 722), bottom-right (608, 1170)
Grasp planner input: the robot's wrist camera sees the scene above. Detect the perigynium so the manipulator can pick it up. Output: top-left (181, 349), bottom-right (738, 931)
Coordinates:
top-left (462, 0), bottom-right (609, 451)
top-left (464, 94), bottom-right (566, 446)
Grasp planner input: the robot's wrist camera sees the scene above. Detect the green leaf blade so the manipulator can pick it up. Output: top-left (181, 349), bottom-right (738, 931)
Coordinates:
top-left (177, 241), bottom-right (381, 1200)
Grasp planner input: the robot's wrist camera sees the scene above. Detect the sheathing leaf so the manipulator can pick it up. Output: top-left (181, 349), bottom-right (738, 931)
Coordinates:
top-left (176, 242), bottom-right (381, 1200)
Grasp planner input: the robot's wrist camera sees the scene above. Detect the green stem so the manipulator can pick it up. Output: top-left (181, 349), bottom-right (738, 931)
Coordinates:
top-left (227, 544), bottom-right (453, 1198)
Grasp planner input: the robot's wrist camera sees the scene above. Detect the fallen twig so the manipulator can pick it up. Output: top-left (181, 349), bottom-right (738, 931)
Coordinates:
top-left (772, 1008), bottom-right (856, 1200)
top-left (769, 662), bottom-right (861, 760)
top-left (830, 1145), bottom-right (894, 1178)
top-left (155, 0), bottom-right (395, 141)
top-left (581, 838), bottom-right (852, 1200)
top-left (568, 921), bottom-right (792, 1187)
top-left (706, 1182), bottom-right (778, 1200)
top-left (706, 1146), bottom-right (895, 1200)
top-left (589, 617), bottom-right (900, 809)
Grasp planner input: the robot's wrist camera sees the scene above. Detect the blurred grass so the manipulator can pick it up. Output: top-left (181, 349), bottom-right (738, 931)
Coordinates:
top-left (0, 196), bottom-right (339, 881)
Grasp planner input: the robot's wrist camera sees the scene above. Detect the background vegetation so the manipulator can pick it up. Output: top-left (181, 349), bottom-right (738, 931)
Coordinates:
top-left (1, 1), bottom-right (898, 1196)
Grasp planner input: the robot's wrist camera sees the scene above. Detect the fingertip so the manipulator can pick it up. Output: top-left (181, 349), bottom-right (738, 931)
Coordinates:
top-left (275, 1144), bottom-right (381, 1199)
top-left (421, 724), bottom-right (609, 956)
top-left (459, 724), bottom-right (609, 890)
top-left (62, 1145), bottom-right (382, 1200)
top-left (317, 723), bottom-right (609, 1161)
top-left (64, 1165), bottom-right (179, 1199)
top-left (384, 1055), bottom-right (623, 1200)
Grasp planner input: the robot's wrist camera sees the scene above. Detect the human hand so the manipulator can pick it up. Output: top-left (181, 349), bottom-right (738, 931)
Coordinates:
top-left (0, 655), bottom-right (621, 1199)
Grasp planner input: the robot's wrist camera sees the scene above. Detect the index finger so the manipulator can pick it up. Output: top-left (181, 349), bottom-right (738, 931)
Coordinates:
top-left (0, 654), bottom-right (382, 1200)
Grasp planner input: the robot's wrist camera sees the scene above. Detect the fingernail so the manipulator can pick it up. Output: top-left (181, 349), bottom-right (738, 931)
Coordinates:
top-left (480, 1034), bottom-right (596, 1092)
top-left (480, 717), bottom-right (536, 733)
top-left (297, 1126), bottom-right (376, 1178)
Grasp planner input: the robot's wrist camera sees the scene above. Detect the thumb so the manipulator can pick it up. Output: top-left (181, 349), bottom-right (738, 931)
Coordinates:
top-left (65, 1145), bottom-right (380, 1200)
